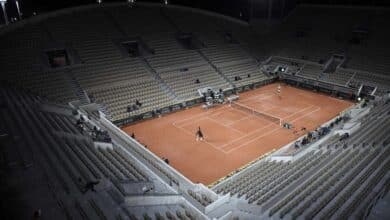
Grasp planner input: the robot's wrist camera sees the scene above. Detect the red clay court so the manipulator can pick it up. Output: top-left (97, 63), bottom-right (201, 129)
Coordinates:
top-left (122, 83), bottom-right (353, 185)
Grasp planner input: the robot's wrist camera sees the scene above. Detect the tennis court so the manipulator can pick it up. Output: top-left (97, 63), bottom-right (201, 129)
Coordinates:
top-left (122, 83), bottom-right (353, 185)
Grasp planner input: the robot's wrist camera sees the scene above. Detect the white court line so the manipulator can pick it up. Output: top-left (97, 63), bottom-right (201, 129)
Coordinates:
top-left (171, 121), bottom-right (229, 154)
top-left (289, 106), bottom-right (321, 123)
top-left (228, 107), bottom-right (273, 125)
top-left (206, 116), bottom-right (245, 135)
top-left (240, 91), bottom-right (275, 102)
top-left (224, 114), bottom-right (252, 127)
top-left (172, 105), bottom-right (230, 127)
top-left (224, 126), bottom-right (281, 153)
top-left (173, 89), bottom-right (275, 127)
top-left (224, 106), bottom-right (322, 153)
top-left (171, 87), bottom-right (323, 155)
top-left (219, 120), bottom-right (275, 148)
top-left (173, 109), bottom-right (269, 153)
top-left (214, 102), bottom-right (284, 149)
top-left (296, 90), bottom-right (347, 103)
top-left (174, 119), bottom-right (233, 154)
top-left (281, 104), bottom-right (315, 121)
top-left (172, 106), bottom-right (264, 150)
top-left (218, 101), bottom-right (278, 126)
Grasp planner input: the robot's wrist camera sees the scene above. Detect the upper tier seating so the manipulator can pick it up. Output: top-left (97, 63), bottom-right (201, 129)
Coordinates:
top-left (160, 64), bottom-right (230, 100)
top-left (144, 34), bottom-right (206, 72)
top-left (0, 25), bottom-right (78, 103)
top-left (297, 64), bottom-right (323, 79)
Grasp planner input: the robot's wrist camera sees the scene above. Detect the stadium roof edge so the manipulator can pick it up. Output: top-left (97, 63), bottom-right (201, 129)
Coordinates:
top-left (299, 3), bottom-right (390, 11)
top-left (0, 2), bottom-right (249, 37)
top-left (164, 4), bottom-right (249, 27)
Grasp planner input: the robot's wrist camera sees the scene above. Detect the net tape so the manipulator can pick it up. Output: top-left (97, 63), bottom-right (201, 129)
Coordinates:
top-left (231, 102), bottom-right (282, 126)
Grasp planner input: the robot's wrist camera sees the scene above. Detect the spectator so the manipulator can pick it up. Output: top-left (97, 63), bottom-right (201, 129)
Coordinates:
top-left (135, 99), bottom-right (142, 107)
top-left (33, 209), bottom-right (41, 220)
top-left (210, 91), bottom-right (215, 99)
top-left (83, 181), bottom-right (100, 193)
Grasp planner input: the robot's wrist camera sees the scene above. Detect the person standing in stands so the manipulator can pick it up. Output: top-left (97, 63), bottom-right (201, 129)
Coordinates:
top-left (276, 84), bottom-right (282, 98)
top-left (32, 209), bottom-right (41, 220)
top-left (135, 99), bottom-right (142, 107)
top-left (196, 126), bottom-right (204, 141)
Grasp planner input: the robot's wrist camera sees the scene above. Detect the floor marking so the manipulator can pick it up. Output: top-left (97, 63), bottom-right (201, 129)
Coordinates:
top-left (239, 92), bottom-right (275, 102)
top-left (224, 106), bottom-right (321, 153)
top-left (224, 114), bottom-right (252, 127)
top-left (171, 86), bottom-right (323, 155)
top-left (220, 121), bottom-right (274, 148)
top-left (289, 106), bottom-right (321, 123)
top-left (172, 121), bottom-right (228, 154)
top-left (281, 104), bottom-right (316, 121)
top-left (224, 126), bottom-right (282, 153)
top-left (206, 116), bottom-right (245, 135)
top-left (173, 105), bottom-right (230, 127)
top-left (208, 108), bottom-right (249, 126)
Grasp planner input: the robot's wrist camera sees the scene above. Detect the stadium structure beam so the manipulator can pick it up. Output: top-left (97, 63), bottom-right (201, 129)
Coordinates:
top-left (15, 0), bottom-right (21, 20)
top-left (0, 0), bottom-right (9, 25)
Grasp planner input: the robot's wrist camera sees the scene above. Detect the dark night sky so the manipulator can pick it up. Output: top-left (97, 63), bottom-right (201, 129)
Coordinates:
top-left (2, 0), bottom-right (390, 22)
top-left (2, 0), bottom-right (251, 21)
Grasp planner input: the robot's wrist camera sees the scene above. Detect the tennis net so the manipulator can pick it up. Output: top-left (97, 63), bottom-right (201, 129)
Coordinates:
top-left (230, 102), bottom-right (282, 126)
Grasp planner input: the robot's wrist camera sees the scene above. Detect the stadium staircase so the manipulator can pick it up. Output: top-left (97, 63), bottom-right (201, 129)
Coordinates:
top-left (160, 6), bottom-right (235, 92)
top-left (196, 50), bottom-right (235, 89)
top-left (345, 72), bottom-right (356, 86)
top-left (238, 43), bottom-right (275, 81)
top-left (160, 7), bottom-right (181, 32)
top-left (40, 23), bottom-right (55, 42)
top-left (324, 54), bottom-right (345, 74)
top-left (324, 58), bottom-right (339, 74)
top-left (64, 69), bottom-right (91, 105)
top-left (139, 57), bottom-right (179, 102)
top-left (103, 10), bottom-right (128, 38)
top-left (238, 43), bottom-right (262, 66)
top-left (96, 103), bottom-right (113, 121)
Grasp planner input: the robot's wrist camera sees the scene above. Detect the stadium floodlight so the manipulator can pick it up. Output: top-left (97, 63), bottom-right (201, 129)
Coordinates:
top-left (97, 0), bottom-right (102, 4)
top-left (128, 0), bottom-right (135, 3)
top-left (164, 0), bottom-right (168, 5)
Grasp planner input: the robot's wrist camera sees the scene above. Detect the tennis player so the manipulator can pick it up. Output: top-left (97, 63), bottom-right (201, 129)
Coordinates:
top-left (196, 126), bottom-right (204, 141)
top-left (277, 84), bottom-right (282, 98)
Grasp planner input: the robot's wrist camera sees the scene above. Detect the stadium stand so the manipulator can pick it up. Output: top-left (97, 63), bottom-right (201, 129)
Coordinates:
top-left (0, 86), bottom-right (207, 219)
top-left (213, 98), bottom-right (390, 219)
top-left (0, 2), bottom-right (389, 219)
